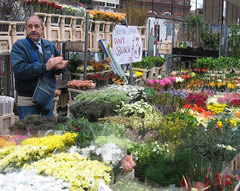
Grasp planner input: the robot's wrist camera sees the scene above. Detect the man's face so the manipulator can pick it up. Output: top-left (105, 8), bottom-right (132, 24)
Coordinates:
top-left (25, 16), bottom-right (43, 42)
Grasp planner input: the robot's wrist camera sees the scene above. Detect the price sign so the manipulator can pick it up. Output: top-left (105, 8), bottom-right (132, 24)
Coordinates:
top-left (112, 25), bottom-right (142, 65)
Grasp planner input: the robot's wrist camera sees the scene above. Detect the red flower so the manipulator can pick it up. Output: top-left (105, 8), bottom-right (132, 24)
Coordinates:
top-left (25, 1), bottom-right (32, 4)
top-left (231, 99), bottom-right (240, 107)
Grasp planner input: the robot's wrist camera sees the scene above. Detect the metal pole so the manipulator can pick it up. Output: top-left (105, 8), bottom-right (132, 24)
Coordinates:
top-left (83, 12), bottom-right (89, 80)
top-left (169, 0), bottom-right (175, 75)
top-left (30, 4), bottom-right (33, 16)
top-left (61, 42), bottom-right (68, 81)
top-left (183, 0), bottom-right (185, 19)
top-left (195, 0), bottom-right (198, 15)
top-left (219, 0), bottom-right (226, 57)
top-left (147, 19), bottom-right (151, 56)
top-left (152, 0), bottom-right (154, 13)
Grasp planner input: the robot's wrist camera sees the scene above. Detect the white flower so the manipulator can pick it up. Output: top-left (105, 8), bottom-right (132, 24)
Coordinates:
top-left (95, 143), bottom-right (126, 166)
top-left (0, 170), bottom-right (70, 190)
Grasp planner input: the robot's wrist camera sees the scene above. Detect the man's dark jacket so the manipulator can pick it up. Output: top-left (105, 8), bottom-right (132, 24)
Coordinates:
top-left (11, 37), bottom-right (60, 97)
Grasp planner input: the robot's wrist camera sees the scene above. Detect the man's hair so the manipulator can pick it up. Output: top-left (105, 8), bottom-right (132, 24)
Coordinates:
top-left (25, 15), bottom-right (43, 26)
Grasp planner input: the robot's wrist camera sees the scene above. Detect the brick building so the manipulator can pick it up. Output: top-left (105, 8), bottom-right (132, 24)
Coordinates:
top-left (119, 0), bottom-right (191, 19)
top-left (203, 0), bottom-right (240, 26)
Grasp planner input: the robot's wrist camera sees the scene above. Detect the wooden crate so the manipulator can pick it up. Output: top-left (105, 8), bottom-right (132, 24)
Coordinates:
top-left (137, 26), bottom-right (147, 50)
top-left (0, 21), bottom-right (11, 54)
top-left (92, 21), bottom-right (106, 52)
top-left (157, 41), bottom-right (172, 55)
top-left (83, 19), bottom-right (93, 51)
top-left (34, 12), bottom-right (48, 39)
top-left (10, 21), bottom-right (25, 46)
top-left (46, 14), bottom-right (61, 42)
top-left (104, 22), bottom-right (115, 48)
top-left (60, 15), bottom-right (73, 41)
top-left (72, 16), bottom-right (84, 41)
top-left (222, 152), bottom-right (240, 174)
top-left (0, 113), bottom-right (15, 134)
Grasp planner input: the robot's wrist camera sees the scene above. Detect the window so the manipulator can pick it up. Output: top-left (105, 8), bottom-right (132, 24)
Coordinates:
top-left (162, 12), bottom-right (172, 17)
top-left (154, 24), bottom-right (160, 41)
top-left (99, 2), bottom-right (105, 6)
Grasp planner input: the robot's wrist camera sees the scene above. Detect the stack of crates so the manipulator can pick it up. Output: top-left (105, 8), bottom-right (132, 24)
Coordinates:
top-left (104, 22), bottom-right (115, 48)
top-left (60, 15), bottom-right (73, 41)
top-left (0, 96), bottom-right (15, 134)
top-left (10, 21), bottom-right (25, 46)
top-left (91, 21), bottom-right (106, 52)
top-left (0, 21), bottom-right (12, 54)
top-left (83, 19), bottom-right (93, 51)
top-left (46, 14), bottom-right (61, 41)
top-left (34, 12), bottom-right (48, 39)
top-left (72, 16), bottom-right (84, 41)
top-left (137, 26), bottom-right (147, 51)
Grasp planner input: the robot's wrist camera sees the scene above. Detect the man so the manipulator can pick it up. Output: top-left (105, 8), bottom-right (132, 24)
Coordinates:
top-left (11, 15), bottom-right (68, 120)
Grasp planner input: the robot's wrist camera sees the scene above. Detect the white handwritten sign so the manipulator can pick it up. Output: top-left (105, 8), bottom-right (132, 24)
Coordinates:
top-left (98, 181), bottom-right (112, 191)
top-left (112, 25), bottom-right (142, 65)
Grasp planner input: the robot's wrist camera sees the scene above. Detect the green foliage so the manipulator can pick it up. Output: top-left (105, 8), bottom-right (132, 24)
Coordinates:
top-left (115, 100), bottom-right (154, 118)
top-left (182, 15), bottom-right (204, 47)
top-left (228, 24), bottom-right (240, 58)
top-left (103, 110), bottom-right (163, 131)
top-left (129, 142), bottom-right (169, 166)
top-left (181, 115), bottom-right (240, 188)
top-left (196, 57), bottom-right (239, 70)
top-left (9, 114), bottom-right (68, 132)
top-left (158, 112), bottom-right (199, 147)
top-left (101, 116), bottom-right (136, 129)
top-left (110, 179), bottom-right (159, 191)
top-left (70, 101), bottom-right (115, 122)
top-left (144, 149), bottom-right (207, 187)
top-left (95, 135), bottom-right (132, 149)
top-left (99, 122), bottom-right (126, 137)
top-left (151, 92), bottom-right (184, 115)
top-left (75, 89), bottom-right (130, 106)
top-left (56, 118), bottom-right (99, 147)
top-left (67, 53), bottom-right (83, 73)
top-left (129, 142), bottom-right (169, 181)
top-left (201, 30), bottom-right (219, 50)
top-left (57, 118), bottom-right (128, 147)
top-left (143, 87), bottom-right (157, 98)
top-left (132, 56), bottom-right (166, 69)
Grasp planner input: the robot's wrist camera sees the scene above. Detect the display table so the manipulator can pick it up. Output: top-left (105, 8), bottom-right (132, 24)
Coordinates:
top-left (71, 69), bottom-right (112, 80)
top-left (67, 88), bottom-right (96, 117)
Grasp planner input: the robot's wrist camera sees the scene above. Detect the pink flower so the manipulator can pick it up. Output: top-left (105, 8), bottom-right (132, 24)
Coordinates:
top-left (217, 97), bottom-right (227, 104)
top-left (169, 76), bottom-right (176, 82)
top-left (164, 78), bottom-right (173, 85)
top-left (154, 79), bottom-right (160, 84)
top-left (147, 79), bottom-right (154, 85)
top-left (159, 80), bottom-right (166, 87)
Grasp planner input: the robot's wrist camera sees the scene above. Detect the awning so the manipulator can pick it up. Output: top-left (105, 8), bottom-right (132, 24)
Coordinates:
top-left (228, 0), bottom-right (240, 7)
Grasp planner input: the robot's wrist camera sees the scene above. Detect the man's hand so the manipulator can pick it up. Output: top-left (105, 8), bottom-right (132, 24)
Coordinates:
top-left (46, 55), bottom-right (68, 71)
top-left (54, 60), bottom-right (68, 70)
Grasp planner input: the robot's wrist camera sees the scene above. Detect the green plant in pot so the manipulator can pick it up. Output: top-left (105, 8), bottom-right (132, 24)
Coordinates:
top-left (67, 53), bottom-right (83, 73)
